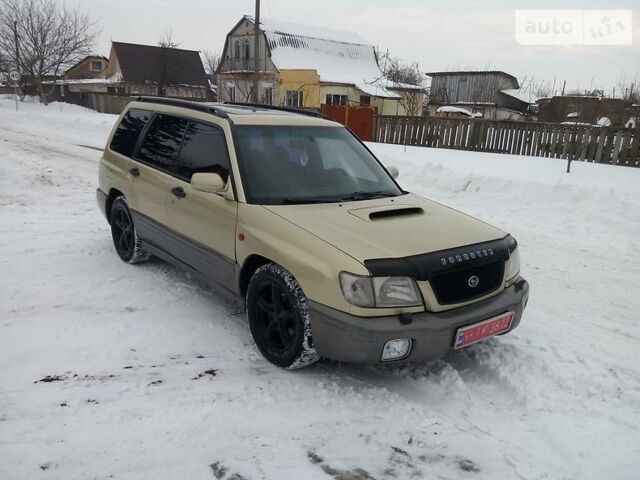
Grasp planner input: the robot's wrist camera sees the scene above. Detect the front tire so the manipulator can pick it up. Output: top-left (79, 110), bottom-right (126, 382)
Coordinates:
top-left (246, 263), bottom-right (320, 369)
top-left (109, 196), bottom-right (149, 264)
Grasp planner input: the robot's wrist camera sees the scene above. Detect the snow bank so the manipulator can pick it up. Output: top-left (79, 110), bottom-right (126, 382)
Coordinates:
top-left (1, 97), bottom-right (639, 480)
top-left (0, 95), bottom-right (116, 148)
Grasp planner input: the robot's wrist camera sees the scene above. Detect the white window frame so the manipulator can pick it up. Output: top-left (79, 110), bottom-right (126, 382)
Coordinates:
top-left (326, 94), bottom-right (349, 106)
top-left (226, 82), bottom-right (236, 102)
top-left (261, 82), bottom-right (274, 105)
top-left (286, 90), bottom-right (304, 107)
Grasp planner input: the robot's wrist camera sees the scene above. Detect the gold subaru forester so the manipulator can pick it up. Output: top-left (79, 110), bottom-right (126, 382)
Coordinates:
top-left (97, 97), bottom-right (529, 369)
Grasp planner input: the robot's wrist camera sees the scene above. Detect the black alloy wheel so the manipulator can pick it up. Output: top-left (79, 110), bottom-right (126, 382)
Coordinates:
top-left (109, 197), bottom-right (149, 264)
top-left (254, 281), bottom-right (297, 354)
top-left (246, 263), bottom-right (319, 369)
top-left (112, 206), bottom-right (134, 260)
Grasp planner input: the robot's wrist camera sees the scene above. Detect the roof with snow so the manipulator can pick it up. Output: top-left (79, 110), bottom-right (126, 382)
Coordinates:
top-left (253, 17), bottom-right (401, 99)
top-left (436, 106), bottom-right (482, 117)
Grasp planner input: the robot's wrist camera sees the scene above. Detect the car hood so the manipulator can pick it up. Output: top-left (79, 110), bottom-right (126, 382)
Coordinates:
top-left (263, 193), bottom-right (506, 263)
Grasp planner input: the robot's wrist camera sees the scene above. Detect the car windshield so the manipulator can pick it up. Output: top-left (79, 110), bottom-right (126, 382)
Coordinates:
top-left (235, 126), bottom-right (403, 204)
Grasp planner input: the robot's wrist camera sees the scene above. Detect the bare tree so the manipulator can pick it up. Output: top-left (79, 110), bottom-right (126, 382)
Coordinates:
top-left (156, 30), bottom-right (180, 97)
top-left (158, 29), bottom-right (179, 49)
top-left (616, 75), bottom-right (638, 103)
top-left (376, 48), bottom-right (423, 86)
top-left (202, 50), bottom-right (221, 84)
top-left (0, 0), bottom-right (98, 105)
top-left (375, 48), bottom-right (425, 115)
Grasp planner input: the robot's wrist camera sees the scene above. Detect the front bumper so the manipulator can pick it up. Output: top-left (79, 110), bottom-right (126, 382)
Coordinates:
top-left (309, 278), bottom-right (529, 364)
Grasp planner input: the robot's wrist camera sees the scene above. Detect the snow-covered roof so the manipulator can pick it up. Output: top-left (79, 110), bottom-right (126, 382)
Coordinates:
top-left (436, 106), bottom-right (482, 117)
top-left (43, 78), bottom-right (119, 86)
top-left (256, 17), bottom-right (400, 99)
top-left (500, 88), bottom-right (539, 104)
top-left (385, 81), bottom-right (424, 91)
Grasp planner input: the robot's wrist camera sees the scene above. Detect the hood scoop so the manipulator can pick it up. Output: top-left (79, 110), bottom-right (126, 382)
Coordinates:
top-left (348, 204), bottom-right (426, 222)
top-left (369, 207), bottom-right (424, 220)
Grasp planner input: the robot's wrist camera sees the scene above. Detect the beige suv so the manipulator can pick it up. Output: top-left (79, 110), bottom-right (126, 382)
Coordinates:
top-left (97, 97), bottom-right (529, 369)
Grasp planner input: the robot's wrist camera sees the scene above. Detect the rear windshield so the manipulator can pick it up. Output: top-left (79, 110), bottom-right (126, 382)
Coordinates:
top-left (110, 109), bottom-right (152, 157)
top-left (235, 126), bottom-right (401, 204)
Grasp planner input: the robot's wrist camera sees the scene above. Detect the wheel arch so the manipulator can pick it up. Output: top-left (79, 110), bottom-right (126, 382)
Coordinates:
top-left (238, 254), bottom-right (273, 297)
top-left (105, 188), bottom-right (125, 223)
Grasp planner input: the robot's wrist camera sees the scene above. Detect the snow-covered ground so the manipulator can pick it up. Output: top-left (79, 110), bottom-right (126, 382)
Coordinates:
top-left (1, 96), bottom-right (639, 480)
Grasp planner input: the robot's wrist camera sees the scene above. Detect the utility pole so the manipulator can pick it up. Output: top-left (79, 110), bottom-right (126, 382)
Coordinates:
top-left (252, 0), bottom-right (260, 103)
top-left (13, 20), bottom-right (20, 111)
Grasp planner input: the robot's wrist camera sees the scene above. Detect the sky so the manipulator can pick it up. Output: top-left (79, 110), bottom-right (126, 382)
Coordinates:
top-left (71, 0), bottom-right (639, 96)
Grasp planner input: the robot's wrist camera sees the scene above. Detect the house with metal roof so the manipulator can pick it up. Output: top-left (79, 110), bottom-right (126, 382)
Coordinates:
top-left (426, 71), bottom-right (537, 120)
top-left (217, 16), bottom-right (423, 116)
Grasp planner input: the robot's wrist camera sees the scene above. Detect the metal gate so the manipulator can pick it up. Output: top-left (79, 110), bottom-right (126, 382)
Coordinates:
top-left (320, 104), bottom-right (375, 141)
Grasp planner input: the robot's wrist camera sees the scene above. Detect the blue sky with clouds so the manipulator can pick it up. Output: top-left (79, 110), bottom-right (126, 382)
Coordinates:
top-left (74, 0), bottom-right (639, 94)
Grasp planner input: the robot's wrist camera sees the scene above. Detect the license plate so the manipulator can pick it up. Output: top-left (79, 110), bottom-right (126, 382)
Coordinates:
top-left (454, 312), bottom-right (514, 349)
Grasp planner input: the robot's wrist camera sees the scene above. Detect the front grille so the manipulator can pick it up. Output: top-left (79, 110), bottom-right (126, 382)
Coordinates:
top-left (430, 260), bottom-right (504, 305)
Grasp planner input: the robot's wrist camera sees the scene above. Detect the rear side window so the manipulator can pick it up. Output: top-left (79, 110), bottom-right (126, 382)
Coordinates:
top-left (109, 108), bottom-right (152, 157)
top-left (177, 122), bottom-right (231, 181)
top-left (135, 114), bottom-right (188, 173)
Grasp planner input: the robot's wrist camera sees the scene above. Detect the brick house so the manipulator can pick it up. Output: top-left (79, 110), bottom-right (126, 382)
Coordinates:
top-left (63, 56), bottom-right (108, 80)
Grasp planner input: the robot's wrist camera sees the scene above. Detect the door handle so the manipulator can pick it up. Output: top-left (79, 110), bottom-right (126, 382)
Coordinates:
top-left (128, 167), bottom-right (140, 177)
top-left (171, 186), bottom-right (186, 199)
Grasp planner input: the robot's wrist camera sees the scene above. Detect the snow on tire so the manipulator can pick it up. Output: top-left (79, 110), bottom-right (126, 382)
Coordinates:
top-left (246, 263), bottom-right (320, 369)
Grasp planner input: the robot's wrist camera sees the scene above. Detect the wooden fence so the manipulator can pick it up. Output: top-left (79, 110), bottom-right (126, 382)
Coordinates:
top-left (374, 116), bottom-right (640, 167)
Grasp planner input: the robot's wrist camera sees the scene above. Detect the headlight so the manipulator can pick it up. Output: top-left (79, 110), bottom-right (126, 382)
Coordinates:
top-left (505, 247), bottom-right (520, 285)
top-left (339, 272), bottom-right (422, 308)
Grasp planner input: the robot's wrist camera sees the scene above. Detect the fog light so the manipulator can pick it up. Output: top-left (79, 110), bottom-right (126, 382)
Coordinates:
top-left (381, 338), bottom-right (412, 361)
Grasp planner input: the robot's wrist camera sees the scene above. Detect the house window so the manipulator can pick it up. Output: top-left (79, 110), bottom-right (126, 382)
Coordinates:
top-left (226, 83), bottom-right (236, 102)
top-left (326, 94), bottom-right (348, 105)
top-left (359, 95), bottom-right (371, 106)
top-left (244, 39), bottom-right (251, 60)
top-left (286, 90), bottom-right (303, 107)
top-left (234, 40), bottom-right (240, 60)
top-left (90, 60), bottom-right (103, 72)
top-left (263, 85), bottom-right (273, 105)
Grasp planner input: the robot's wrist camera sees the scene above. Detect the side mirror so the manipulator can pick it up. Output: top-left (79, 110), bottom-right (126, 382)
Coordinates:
top-left (387, 166), bottom-right (399, 179)
top-left (191, 172), bottom-right (226, 194)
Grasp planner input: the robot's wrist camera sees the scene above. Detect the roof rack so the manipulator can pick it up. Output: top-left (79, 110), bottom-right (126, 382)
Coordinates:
top-left (223, 102), bottom-right (331, 120)
top-left (135, 96), bottom-right (228, 118)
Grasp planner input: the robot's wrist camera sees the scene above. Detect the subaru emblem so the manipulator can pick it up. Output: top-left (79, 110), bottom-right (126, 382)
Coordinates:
top-left (468, 275), bottom-right (480, 288)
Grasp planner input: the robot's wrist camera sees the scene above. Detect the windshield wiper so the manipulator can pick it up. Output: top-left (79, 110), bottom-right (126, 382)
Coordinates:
top-left (339, 191), bottom-right (399, 201)
top-left (281, 197), bottom-right (337, 205)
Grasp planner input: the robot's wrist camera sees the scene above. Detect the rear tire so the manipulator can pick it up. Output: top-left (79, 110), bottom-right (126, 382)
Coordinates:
top-left (246, 263), bottom-right (320, 369)
top-left (109, 196), bottom-right (149, 264)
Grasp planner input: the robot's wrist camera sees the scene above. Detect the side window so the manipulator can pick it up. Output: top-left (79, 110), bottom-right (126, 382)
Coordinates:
top-left (135, 114), bottom-right (187, 173)
top-left (177, 121), bottom-right (231, 182)
top-left (110, 109), bottom-right (152, 157)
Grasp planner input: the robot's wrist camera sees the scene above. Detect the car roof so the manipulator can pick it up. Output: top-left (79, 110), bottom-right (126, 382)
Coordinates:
top-left (131, 97), bottom-right (340, 127)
